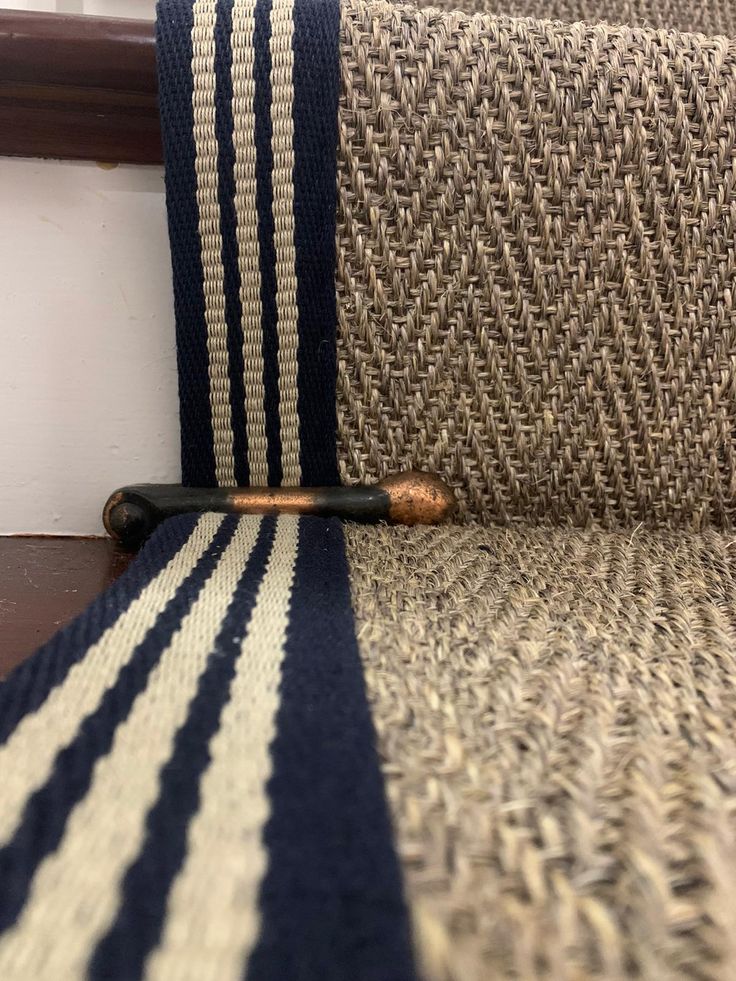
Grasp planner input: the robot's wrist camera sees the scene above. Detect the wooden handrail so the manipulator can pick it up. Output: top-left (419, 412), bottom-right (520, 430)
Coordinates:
top-left (0, 9), bottom-right (161, 164)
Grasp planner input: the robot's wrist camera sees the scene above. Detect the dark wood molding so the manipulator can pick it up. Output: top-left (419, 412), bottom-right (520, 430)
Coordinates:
top-left (0, 9), bottom-right (162, 164)
top-left (0, 536), bottom-right (135, 679)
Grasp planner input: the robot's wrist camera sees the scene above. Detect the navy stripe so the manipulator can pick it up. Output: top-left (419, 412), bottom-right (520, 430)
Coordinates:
top-left (88, 517), bottom-right (277, 981)
top-left (245, 517), bottom-right (417, 981)
top-left (215, 0), bottom-right (250, 486)
top-left (0, 517), bottom-right (238, 936)
top-left (292, 0), bottom-right (341, 486)
top-left (156, 0), bottom-right (216, 486)
top-left (0, 515), bottom-right (198, 749)
top-left (254, 0), bottom-right (283, 486)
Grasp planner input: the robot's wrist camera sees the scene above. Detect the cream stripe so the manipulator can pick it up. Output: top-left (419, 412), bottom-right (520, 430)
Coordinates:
top-left (231, 0), bottom-right (269, 485)
top-left (144, 516), bottom-right (300, 981)
top-left (0, 518), bottom-right (264, 981)
top-left (192, 0), bottom-right (236, 485)
top-left (269, 0), bottom-right (302, 485)
top-left (0, 515), bottom-right (220, 850)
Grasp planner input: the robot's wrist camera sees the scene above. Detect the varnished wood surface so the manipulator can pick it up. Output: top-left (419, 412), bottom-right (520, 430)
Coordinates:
top-left (0, 536), bottom-right (135, 680)
top-left (0, 9), bottom-right (161, 163)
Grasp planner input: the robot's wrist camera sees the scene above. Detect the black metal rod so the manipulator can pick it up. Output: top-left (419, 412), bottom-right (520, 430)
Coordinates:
top-left (103, 471), bottom-right (455, 548)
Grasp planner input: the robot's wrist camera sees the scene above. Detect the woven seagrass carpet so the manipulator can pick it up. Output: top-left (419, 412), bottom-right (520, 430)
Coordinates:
top-left (336, 0), bottom-right (736, 525)
top-left (348, 523), bottom-right (736, 979)
top-left (414, 0), bottom-right (736, 36)
top-left (1, 0), bottom-right (736, 978)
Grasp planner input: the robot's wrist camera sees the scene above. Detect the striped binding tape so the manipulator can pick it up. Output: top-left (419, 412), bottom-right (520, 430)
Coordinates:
top-left (158, 0), bottom-right (340, 488)
top-left (0, 2), bottom-right (417, 979)
top-left (0, 516), bottom-right (416, 979)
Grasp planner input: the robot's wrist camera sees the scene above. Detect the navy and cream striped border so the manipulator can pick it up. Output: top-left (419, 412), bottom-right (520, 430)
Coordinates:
top-left (0, 515), bottom-right (416, 980)
top-left (0, 5), bottom-right (418, 975)
top-left (157, 0), bottom-right (340, 489)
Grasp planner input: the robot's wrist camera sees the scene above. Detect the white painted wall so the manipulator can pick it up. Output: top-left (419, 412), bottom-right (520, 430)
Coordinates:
top-left (0, 158), bottom-right (181, 535)
top-left (1, 0), bottom-right (183, 536)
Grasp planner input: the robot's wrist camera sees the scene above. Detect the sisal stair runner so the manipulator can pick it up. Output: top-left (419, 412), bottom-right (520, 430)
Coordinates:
top-left (1, 0), bottom-right (735, 978)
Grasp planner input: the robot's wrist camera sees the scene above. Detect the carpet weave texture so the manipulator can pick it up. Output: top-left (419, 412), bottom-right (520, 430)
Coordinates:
top-left (412, 0), bottom-right (736, 38)
top-left (347, 522), bottom-right (736, 980)
top-left (336, 0), bottom-right (736, 526)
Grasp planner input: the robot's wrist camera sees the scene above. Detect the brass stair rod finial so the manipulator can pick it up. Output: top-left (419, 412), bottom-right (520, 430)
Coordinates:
top-left (103, 471), bottom-right (455, 548)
